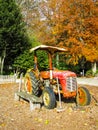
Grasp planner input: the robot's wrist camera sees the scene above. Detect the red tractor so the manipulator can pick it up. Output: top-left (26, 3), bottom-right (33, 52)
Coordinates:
top-left (24, 45), bottom-right (91, 109)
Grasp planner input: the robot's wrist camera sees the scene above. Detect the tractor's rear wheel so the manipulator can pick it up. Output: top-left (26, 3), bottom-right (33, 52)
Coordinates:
top-left (24, 72), bottom-right (40, 96)
top-left (42, 87), bottom-right (56, 109)
top-left (76, 87), bottom-right (91, 106)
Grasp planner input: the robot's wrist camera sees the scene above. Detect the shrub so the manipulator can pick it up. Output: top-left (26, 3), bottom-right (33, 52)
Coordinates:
top-left (85, 69), bottom-right (92, 77)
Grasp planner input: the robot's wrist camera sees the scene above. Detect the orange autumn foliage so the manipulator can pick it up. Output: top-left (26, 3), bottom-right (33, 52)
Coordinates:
top-left (21, 0), bottom-right (98, 64)
top-left (38, 0), bottom-right (98, 64)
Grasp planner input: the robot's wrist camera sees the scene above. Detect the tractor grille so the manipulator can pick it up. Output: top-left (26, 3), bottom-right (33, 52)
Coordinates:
top-left (66, 77), bottom-right (77, 92)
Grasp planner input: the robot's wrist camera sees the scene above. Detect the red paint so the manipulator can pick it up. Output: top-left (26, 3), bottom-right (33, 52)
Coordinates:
top-left (53, 70), bottom-right (76, 93)
top-left (40, 70), bottom-right (76, 94)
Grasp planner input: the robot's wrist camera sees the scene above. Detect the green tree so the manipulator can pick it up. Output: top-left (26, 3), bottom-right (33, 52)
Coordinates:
top-left (0, 0), bottom-right (31, 74)
top-left (13, 50), bottom-right (34, 74)
top-left (13, 49), bottom-right (49, 74)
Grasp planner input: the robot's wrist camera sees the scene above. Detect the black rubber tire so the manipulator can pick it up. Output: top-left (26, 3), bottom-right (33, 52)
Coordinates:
top-left (76, 87), bottom-right (91, 106)
top-left (42, 87), bottom-right (56, 109)
top-left (24, 72), bottom-right (40, 96)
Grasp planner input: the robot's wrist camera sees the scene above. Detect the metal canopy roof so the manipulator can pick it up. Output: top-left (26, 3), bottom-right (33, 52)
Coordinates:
top-left (30, 45), bottom-right (67, 53)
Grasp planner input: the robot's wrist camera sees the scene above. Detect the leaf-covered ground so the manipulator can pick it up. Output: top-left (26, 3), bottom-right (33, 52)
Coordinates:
top-left (0, 83), bottom-right (98, 130)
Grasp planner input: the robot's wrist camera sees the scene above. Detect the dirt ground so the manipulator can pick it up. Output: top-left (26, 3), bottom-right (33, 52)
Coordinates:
top-left (0, 83), bottom-right (98, 130)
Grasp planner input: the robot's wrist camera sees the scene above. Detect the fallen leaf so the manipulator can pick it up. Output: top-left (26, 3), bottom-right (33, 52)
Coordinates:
top-left (0, 123), bottom-right (6, 127)
top-left (45, 120), bottom-right (49, 124)
top-left (38, 118), bottom-right (42, 122)
top-left (68, 107), bottom-right (73, 113)
top-left (84, 123), bottom-right (88, 126)
top-left (34, 118), bottom-right (42, 122)
top-left (81, 110), bottom-right (85, 113)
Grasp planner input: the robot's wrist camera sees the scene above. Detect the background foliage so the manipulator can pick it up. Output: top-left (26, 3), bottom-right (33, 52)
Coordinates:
top-left (0, 0), bottom-right (31, 74)
top-left (17, 0), bottom-right (98, 76)
top-left (0, 0), bottom-right (98, 76)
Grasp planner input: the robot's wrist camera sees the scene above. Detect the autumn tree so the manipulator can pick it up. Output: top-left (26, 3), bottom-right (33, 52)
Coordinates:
top-left (15, 0), bottom-right (41, 32)
top-left (17, 0), bottom-right (98, 74)
top-left (34, 0), bottom-right (98, 73)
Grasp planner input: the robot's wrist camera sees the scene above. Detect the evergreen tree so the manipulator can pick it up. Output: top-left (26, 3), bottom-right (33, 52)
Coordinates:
top-left (0, 0), bottom-right (31, 74)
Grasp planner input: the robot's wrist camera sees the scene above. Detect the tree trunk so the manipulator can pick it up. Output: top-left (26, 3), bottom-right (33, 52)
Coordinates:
top-left (92, 62), bottom-right (97, 75)
top-left (0, 49), bottom-right (6, 75)
top-left (56, 53), bottom-right (59, 68)
top-left (0, 57), bottom-right (2, 74)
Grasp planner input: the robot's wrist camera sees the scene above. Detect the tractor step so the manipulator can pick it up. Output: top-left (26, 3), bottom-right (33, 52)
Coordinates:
top-left (15, 91), bottom-right (42, 110)
top-left (15, 91), bottom-right (42, 103)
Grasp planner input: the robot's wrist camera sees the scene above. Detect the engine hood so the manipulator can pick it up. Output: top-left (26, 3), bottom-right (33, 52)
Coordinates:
top-left (53, 70), bottom-right (76, 79)
top-left (40, 69), bottom-right (77, 79)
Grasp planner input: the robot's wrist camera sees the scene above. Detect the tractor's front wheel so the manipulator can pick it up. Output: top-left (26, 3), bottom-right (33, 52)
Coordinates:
top-left (42, 87), bottom-right (56, 109)
top-left (76, 87), bottom-right (91, 106)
